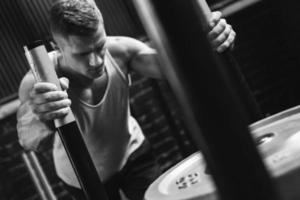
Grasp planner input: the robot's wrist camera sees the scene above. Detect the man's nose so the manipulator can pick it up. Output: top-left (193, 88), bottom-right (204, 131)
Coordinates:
top-left (88, 53), bottom-right (103, 67)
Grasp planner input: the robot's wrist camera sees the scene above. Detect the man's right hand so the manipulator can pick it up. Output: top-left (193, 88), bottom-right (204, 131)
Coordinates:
top-left (29, 77), bottom-right (71, 122)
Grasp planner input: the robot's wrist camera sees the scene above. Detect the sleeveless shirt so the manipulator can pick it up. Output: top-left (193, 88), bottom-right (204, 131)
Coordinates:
top-left (51, 51), bottom-right (145, 188)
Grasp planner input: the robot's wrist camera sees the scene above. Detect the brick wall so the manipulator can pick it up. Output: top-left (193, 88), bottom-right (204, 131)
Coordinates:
top-left (129, 73), bottom-right (196, 172)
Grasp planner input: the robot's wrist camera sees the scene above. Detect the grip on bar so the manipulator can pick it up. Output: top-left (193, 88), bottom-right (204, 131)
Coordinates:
top-left (24, 41), bottom-right (75, 128)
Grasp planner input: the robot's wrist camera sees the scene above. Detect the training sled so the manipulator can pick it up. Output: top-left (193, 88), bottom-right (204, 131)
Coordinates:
top-left (145, 105), bottom-right (300, 200)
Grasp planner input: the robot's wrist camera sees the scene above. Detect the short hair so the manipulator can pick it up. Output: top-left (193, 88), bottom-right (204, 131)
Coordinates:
top-left (50, 0), bottom-right (103, 37)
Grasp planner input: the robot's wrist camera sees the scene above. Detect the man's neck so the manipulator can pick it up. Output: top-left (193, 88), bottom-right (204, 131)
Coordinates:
top-left (66, 70), bottom-right (108, 105)
top-left (79, 71), bottom-right (108, 105)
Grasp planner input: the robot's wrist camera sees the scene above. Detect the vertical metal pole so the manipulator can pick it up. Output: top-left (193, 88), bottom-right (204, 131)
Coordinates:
top-left (131, 0), bottom-right (281, 200)
top-left (22, 151), bottom-right (57, 200)
top-left (193, 0), bottom-right (263, 124)
top-left (24, 42), bottom-right (109, 200)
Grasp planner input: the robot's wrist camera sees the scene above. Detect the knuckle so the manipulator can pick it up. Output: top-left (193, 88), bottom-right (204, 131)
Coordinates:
top-left (54, 107), bottom-right (70, 118)
top-left (210, 29), bottom-right (220, 39)
top-left (62, 107), bottom-right (70, 115)
top-left (44, 91), bottom-right (67, 101)
top-left (217, 46), bottom-right (225, 53)
top-left (215, 38), bottom-right (223, 45)
top-left (57, 91), bottom-right (67, 99)
top-left (219, 43), bottom-right (229, 52)
top-left (230, 32), bottom-right (235, 40)
top-left (62, 91), bottom-right (68, 98)
top-left (48, 83), bottom-right (58, 91)
top-left (226, 24), bottom-right (231, 32)
top-left (66, 99), bottom-right (72, 106)
top-left (216, 34), bottom-right (227, 45)
top-left (47, 112), bottom-right (58, 120)
top-left (45, 112), bottom-right (55, 120)
top-left (62, 99), bottom-right (71, 107)
top-left (47, 99), bottom-right (70, 110)
top-left (47, 102), bottom-right (58, 110)
top-left (49, 102), bottom-right (59, 110)
top-left (231, 34), bottom-right (236, 42)
top-left (232, 30), bottom-right (236, 37)
top-left (56, 91), bottom-right (66, 99)
top-left (224, 28), bottom-right (230, 37)
top-left (212, 11), bottom-right (222, 19)
top-left (225, 30), bottom-right (231, 38)
top-left (220, 19), bottom-right (227, 27)
top-left (223, 41), bottom-right (230, 48)
top-left (44, 93), bottom-right (53, 101)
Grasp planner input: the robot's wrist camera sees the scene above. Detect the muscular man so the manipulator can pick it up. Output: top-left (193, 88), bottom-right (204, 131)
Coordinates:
top-left (17, 0), bottom-right (236, 199)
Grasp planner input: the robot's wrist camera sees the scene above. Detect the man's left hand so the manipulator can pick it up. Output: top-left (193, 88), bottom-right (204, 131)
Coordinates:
top-left (207, 11), bottom-right (236, 53)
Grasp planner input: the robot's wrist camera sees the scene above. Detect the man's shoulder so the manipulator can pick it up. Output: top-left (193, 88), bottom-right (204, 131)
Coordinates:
top-left (105, 36), bottom-right (135, 62)
top-left (106, 36), bottom-right (140, 45)
top-left (106, 36), bottom-right (152, 60)
top-left (106, 36), bottom-right (132, 51)
top-left (106, 36), bottom-right (146, 53)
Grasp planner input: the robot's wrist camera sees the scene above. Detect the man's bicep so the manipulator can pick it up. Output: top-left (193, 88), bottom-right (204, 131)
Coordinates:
top-left (129, 51), bottom-right (163, 79)
top-left (117, 36), bottom-right (164, 79)
top-left (128, 43), bottom-right (163, 79)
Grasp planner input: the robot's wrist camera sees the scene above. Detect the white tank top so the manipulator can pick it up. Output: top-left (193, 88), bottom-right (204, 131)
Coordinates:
top-left (51, 51), bottom-right (145, 188)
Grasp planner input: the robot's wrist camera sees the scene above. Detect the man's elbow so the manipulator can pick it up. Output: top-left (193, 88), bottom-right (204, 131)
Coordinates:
top-left (18, 136), bottom-right (40, 152)
top-left (16, 112), bottom-right (55, 152)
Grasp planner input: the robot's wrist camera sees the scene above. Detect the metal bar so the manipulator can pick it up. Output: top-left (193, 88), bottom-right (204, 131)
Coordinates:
top-left (194, 0), bottom-right (263, 124)
top-left (131, 0), bottom-right (281, 200)
top-left (24, 42), bottom-right (109, 200)
top-left (22, 151), bottom-right (57, 200)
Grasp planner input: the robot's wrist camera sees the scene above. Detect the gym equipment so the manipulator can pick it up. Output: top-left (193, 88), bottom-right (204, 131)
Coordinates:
top-left (22, 151), bottom-right (57, 200)
top-left (145, 106), bottom-right (300, 200)
top-left (24, 42), bottom-right (109, 200)
top-left (132, 0), bottom-right (279, 199)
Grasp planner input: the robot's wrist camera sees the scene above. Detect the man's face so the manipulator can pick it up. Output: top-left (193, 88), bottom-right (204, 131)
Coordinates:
top-left (56, 24), bottom-right (107, 80)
